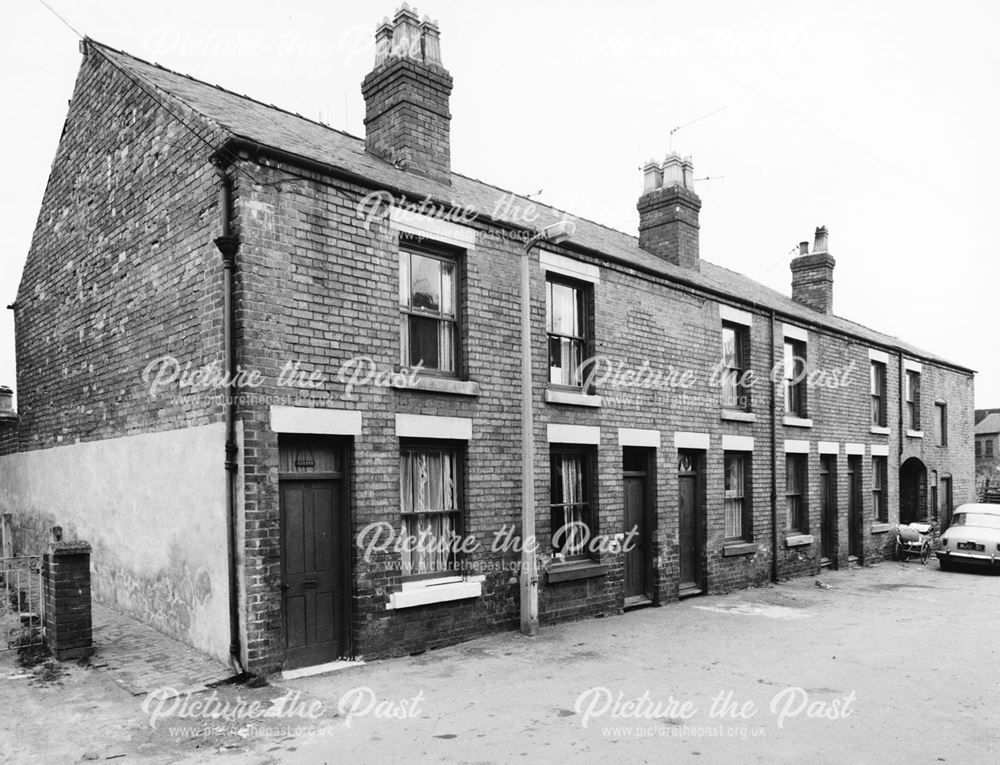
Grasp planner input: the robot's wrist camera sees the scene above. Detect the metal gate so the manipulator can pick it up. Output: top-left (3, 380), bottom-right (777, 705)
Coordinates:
top-left (1, 556), bottom-right (44, 650)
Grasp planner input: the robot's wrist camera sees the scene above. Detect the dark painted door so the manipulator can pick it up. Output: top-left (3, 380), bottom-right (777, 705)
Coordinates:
top-left (678, 452), bottom-right (699, 589)
top-left (940, 476), bottom-right (953, 530)
top-left (281, 479), bottom-right (344, 668)
top-left (847, 456), bottom-right (862, 560)
top-left (820, 455), bottom-right (837, 562)
top-left (623, 447), bottom-right (653, 601)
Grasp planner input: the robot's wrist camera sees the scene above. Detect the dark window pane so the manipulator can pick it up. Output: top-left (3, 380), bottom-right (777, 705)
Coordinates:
top-left (409, 314), bottom-right (440, 369)
top-left (410, 253), bottom-right (442, 311)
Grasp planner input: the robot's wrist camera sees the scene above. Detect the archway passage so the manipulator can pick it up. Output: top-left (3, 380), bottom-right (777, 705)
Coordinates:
top-left (899, 457), bottom-right (928, 525)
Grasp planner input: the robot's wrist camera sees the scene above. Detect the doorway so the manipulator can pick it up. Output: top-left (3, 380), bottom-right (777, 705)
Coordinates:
top-left (677, 450), bottom-right (703, 596)
top-left (278, 436), bottom-right (351, 669)
top-left (847, 455), bottom-right (863, 561)
top-left (820, 455), bottom-right (838, 566)
top-left (940, 474), bottom-right (953, 530)
top-left (623, 447), bottom-right (654, 606)
top-left (900, 457), bottom-right (928, 525)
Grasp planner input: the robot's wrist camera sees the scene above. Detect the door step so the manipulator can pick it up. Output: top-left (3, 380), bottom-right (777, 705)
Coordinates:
top-left (820, 557), bottom-right (833, 568)
top-left (624, 595), bottom-right (654, 611)
top-left (678, 586), bottom-right (703, 599)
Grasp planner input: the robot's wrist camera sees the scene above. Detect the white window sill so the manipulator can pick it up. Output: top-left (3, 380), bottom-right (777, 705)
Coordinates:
top-left (870, 426), bottom-right (890, 436)
top-left (871, 522), bottom-right (892, 534)
top-left (386, 575), bottom-right (485, 610)
top-left (721, 410), bottom-right (756, 423)
top-left (545, 388), bottom-right (602, 407)
top-left (783, 416), bottom-right (813, 428)
top-left (785, 534), bottom-right (814, 548)
top-left (907, 430), bottom-right (924, 439)
top-left (393, 376), bottom-right (481, 397)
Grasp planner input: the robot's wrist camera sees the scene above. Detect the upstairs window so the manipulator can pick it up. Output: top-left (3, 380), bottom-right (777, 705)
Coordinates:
top-left (399, 247), bottom-right (458, 375)
top-left (783, 340), bottom-right (807, 417)
top-left (721, 323), bottom-right (750, 410)
top-left (988, 440), bottom-right (995, 458)
top-left (547, 277), bottom-right (589, 388)
top-left (906, 370), bottom-right (921, 430)
top-left (976, 440), bottom-right (982, 458)
top-left (871, 361), bottom-right (887, 427)
top-left (935, 403), bottom-right (947, 447)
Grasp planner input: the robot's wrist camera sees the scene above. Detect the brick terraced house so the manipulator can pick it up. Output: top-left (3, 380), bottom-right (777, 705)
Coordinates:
top-left (0, 7), bottom-right (974, 675)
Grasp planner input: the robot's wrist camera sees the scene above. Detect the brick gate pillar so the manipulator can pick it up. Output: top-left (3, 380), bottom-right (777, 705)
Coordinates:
top-left (43, 540), bottom-right (93, 660)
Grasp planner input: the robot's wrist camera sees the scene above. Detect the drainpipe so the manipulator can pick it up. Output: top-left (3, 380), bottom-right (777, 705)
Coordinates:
top-left (769, 310), bottom-right (779, 583)
top-left (212, 159), bottom-right (245, 675)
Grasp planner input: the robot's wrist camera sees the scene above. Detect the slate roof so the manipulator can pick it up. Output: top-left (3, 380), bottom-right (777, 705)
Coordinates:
top-left (976, 413), bottom-right (1000, 435)
top-left (89, 40), bottom-right (973, 373)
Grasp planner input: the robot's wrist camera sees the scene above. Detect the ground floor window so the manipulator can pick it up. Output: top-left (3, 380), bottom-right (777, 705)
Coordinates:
top-left (872, 456), bottom-right (888, 522)
top-left (724, 452), bottom-right (751, 540)
top-left (785, 454), bottom-right (807, 532)
top-left (550, 448), bottom-right (595, 558)
top-left (399, 444), bottom-right (462, 578)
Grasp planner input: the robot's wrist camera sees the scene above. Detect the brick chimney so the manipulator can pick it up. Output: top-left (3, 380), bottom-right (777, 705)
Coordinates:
top-left (790, 226), bottom-right (836, 313)
top-left (361, 5), bottom-right (453, 184)
top-left (637, 152), bottom-right (701, 270)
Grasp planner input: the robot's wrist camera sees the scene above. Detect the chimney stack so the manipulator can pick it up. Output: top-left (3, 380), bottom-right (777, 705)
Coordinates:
top-left (361, 5), bottom-right (453, 184)
top-left (790, 226), bottom-right (836, 313)
top-left (637, 152), bottom-right (702, 270)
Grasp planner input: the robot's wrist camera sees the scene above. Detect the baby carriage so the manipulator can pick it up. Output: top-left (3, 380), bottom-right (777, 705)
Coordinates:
top-left (893, 522), bottom-right (933, 564)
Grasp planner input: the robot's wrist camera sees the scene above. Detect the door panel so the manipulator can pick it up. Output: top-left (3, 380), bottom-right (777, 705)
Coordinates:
top-left (678, 474), bottom-right (697, 586)
top-left (820, 456), bottom-right (837, 562)
top-left (624, 475), bottom-right (645, 598)
top-left (847, 456), bottom-right (862, 560)
top-left (280, 477), bottom-right (345, 668)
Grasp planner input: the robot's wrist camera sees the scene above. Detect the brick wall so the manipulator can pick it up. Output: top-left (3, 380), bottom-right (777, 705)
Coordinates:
top-left (12, 48), bottom-right (225, 452)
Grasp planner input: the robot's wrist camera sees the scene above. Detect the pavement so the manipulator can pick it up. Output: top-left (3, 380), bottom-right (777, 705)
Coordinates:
top-left (1, 560), bottom-right (998, 764)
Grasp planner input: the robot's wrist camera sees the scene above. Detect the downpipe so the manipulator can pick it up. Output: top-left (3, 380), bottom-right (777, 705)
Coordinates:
top-left (770, 310), bottom-right (779, 584)
top-left (212, 158), bottom-right (246, 676)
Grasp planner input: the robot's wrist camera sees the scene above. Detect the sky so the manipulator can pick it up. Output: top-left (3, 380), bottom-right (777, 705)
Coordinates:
top-left (3, 0), bottom-right (999, 406)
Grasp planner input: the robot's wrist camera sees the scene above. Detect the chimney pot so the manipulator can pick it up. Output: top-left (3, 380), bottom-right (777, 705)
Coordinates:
top-left (798, 241), bottom-right (809, 256)
top-left (813, 225), bottom-right (829, 253)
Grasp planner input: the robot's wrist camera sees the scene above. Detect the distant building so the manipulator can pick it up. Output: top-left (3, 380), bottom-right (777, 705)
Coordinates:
top-left (975, 411), bottom-right (1000, 497)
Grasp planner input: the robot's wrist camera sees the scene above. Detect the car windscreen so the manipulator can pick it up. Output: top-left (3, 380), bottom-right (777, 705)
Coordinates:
top-left (950, 513), bottom-right (1000, 530)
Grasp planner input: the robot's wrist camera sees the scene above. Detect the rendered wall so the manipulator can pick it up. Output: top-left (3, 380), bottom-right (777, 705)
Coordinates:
top-left (0, 422), bottom-right (230, 660)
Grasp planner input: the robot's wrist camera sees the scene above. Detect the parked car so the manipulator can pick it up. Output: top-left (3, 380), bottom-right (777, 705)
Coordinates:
top-left (938, 503), bottom-right (1000, 570)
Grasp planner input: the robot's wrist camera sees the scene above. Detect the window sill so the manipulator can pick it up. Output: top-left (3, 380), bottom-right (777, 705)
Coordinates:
top-left (546, 561), bottom-right (610, 583)
top-left (870, 426), bottom-right (891, 436)
top-left (393, 376), bottom-right (481, 397)
top-left (783, 416), bottom-right (813, 428)
top-left (721, 410), bottom-right (756, 423)
top-left (385, 575), bottom-right (485, 610)
top-left (723, 541), bottom-right (758, 557)
top-left (785, 534), bottom-right (814, 548)
top-left (545, 388), bottom-right (602, 407)
top-left (871, 522), bottom-right (892, 534)
top-left (906, 430), bottom-right (924, 439)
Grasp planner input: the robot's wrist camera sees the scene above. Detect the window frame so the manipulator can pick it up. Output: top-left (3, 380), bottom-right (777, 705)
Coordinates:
top-left (549, 445), bottom-right (597, 560)
top-left (905, 370), bottom-right (921, 431)
top-left (783, 339), bottom-right (807, 417)
top-left (398, 242), bottom-right (463, 378)
top-left (870, 361), bottom-right (887, 427)
top-left (724, 452), bottom-right (752, 541)
top-left (721, 322), bottom-right (751, 411)
top-left (987, 440), bottom-right (995, 458)
top-left (872, 455), bottom-right (888, 523)
top-left (545, 274), bottom-right (591, 390)
top-left (785, 453), bottom-right (808, 533)
top-left (398, 440), bottom-right (465, 582)
top-left (935, 403), bottom-right (947, 447)
top-left (976, 440), bottom-right (982, 458)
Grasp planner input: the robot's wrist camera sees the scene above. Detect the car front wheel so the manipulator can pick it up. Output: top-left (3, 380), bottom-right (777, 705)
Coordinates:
top-left (939, 557), bottom-right (954, 572)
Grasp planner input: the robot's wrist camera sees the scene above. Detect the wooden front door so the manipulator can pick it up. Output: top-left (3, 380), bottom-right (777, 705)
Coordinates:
top-left (940, 476), bottom-right (953, 530)
top-left (623, 447), bottom-right (653, 602)
top-left (279, 438), bottom-right (350, 669)
top-left (677, 451), bottom-right (700, 592)
top-left (847, 455), bottom-right (863, 560)
top-left (820, 455), bottom-right (837, 564)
